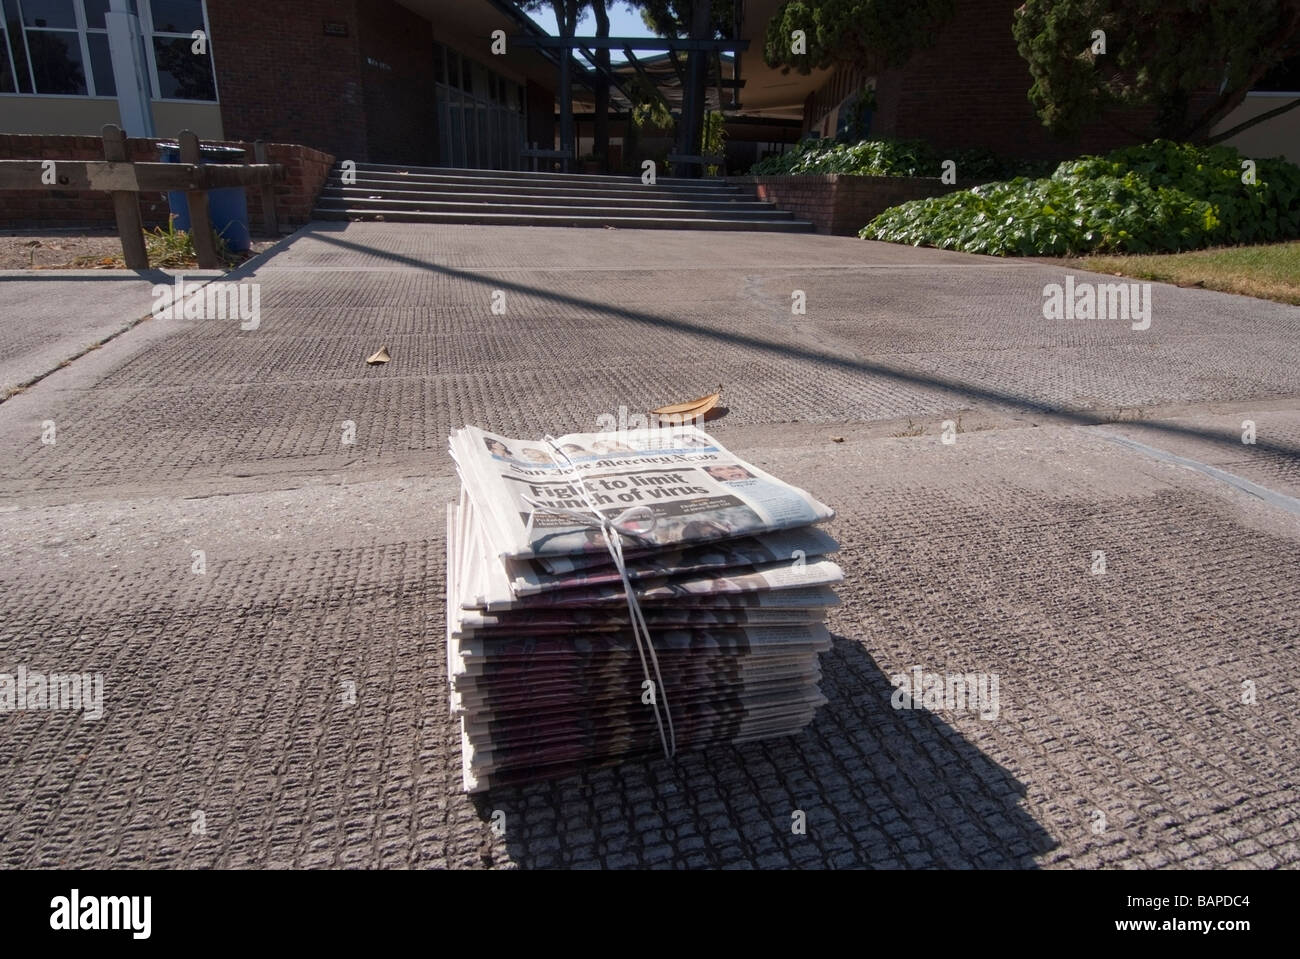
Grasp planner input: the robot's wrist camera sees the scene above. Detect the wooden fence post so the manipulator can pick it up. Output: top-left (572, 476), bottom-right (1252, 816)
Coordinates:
top-left (179, 130), bottom-right (221, 269)
top-left (102, 124), bottom-right (148, 270)
top-left (253, 140), bottom-right (278, 236)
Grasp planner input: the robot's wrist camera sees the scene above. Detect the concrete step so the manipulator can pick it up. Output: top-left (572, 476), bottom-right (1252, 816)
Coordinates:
top-left (345, 162), bottom-right (731, 190)
top-left (318, 188), bottom-right (784, 213)
top-left (314, 198), bottom-right (795, 221)
top-left (325, 176), bottom-right (747, 202)
top-left (316, 163), bottom-right (806, 232)
top-left (312, 207), bottom-right (814, 231)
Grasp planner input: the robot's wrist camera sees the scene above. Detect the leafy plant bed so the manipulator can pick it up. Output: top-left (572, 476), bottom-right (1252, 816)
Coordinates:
top-left (861, 140), bottom-right (1300, 257)
top-left (749, 137), bottom-right (1049, 181)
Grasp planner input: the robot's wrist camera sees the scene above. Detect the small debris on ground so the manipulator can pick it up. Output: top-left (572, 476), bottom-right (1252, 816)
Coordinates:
top-left (651, 387), bottom-right (722, 424)
top-left (366, 346), bottom-right (391, 365)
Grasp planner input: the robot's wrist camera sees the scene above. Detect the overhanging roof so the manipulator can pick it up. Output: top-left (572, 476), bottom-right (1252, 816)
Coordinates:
top-left (736, 0), bottom-right (832, 120)
top-left (393, 0), bottom-right (563, 90)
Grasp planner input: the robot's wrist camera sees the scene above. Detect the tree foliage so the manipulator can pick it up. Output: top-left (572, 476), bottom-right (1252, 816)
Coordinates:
top-left (1014, 0), bottom-right (1300, 141)
top-left (762, 0), bottom-right (955, 74)
top-left (520, 0), bottom-right (584, 35)
top-left (638, 0), bottom-right (736, 38)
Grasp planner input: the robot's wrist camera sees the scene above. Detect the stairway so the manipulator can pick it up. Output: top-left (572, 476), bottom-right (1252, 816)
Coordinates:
top-left (312, 162), bottom-right (811, 231)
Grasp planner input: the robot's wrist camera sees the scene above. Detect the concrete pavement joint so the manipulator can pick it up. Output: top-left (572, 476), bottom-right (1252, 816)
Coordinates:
top-left (0, 271), bottom-right (230, 405)
top-left (1092, 429), bottom-right (1300, 518)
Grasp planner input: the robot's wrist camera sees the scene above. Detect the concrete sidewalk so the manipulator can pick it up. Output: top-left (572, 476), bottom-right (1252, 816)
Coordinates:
top-left (0, 222), bottom-right (1296, 869)
top-left (0, 269), bottom-right (223, 399)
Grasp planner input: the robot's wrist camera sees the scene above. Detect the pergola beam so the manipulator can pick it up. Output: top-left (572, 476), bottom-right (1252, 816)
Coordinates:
top-left (512, 36), bottom-right (748, 52)
top-left (622, 47), bottom-right (675, 118)
top-left (482, 0), bottom-right (601, 92)
top-left (575, 45), bottom-right (636, 109)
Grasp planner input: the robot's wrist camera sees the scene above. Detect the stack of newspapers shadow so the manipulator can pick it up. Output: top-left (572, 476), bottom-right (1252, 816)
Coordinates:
top-left (446, 424), bottom-right (841, 792)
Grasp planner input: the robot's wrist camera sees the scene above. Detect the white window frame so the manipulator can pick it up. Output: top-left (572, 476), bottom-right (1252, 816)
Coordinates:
top-left (81, 0), bottom-right (110, 97)
top-left (0, 13), bottom-right (20, 93)
top-left (0, 0), bottom-right (219, 102)
top-left (141, 0), bottom-right (219, 103)
top-left (10, 0), bottom-right (95, 97)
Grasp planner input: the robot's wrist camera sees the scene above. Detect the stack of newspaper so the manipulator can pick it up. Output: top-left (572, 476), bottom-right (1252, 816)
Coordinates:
top-left (446, 424), bottom-right (841, 792)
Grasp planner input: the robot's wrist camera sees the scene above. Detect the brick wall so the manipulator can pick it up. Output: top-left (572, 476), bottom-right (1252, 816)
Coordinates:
top-left (803, 0), bottom-right (1156, 162)
top-left (0, 134), bottom-right (334, 233)
top-left (358, 0), bottom-right (437, 165)
top-left (730, 174), bottom-right (971, 236)
top-left (206, 0), bottom-right (368, 161)
top-left (206, 0), bottom-right (453, 165)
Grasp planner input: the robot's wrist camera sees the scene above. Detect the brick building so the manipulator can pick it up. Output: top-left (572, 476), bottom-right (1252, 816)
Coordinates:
top-left (0, 0), bottom-right (560, 167)
top-left (3, 0), bottom-right (1294, 173)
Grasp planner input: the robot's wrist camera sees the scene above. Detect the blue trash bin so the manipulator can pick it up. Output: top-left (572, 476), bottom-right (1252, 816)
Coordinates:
top-left (157, 141), bottom-right (251, 253)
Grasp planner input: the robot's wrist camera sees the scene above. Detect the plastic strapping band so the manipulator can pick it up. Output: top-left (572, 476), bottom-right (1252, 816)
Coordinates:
top-left (520, 435), bottom-right (677, 761)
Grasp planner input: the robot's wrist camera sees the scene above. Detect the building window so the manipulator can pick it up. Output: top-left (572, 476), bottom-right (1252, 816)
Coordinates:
top-left (16, 0), bottom-right (87, 94)
top-left (433, 41), bottom-right (526, 170)
top-left (0, 2), bottom-right (28, 92)
top-left (84, 28), bottom-right (113, 94)
top-left (82, 0), bottom-right (129, 97)
top-left (146, 0), bottom-right (213, 99)
top-left (147, 0), bottom-right (201, 33)
top-left (0, 0), bottom-right (216, 100)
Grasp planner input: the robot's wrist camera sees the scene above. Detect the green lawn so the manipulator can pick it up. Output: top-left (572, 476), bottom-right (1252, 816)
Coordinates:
top-left (1081, 242), bottom-right (1300, 306)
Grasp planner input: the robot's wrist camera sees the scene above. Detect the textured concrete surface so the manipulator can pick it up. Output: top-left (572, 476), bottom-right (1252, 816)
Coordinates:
top-left (0, 222), bottom-right (1297, 869)
top-left (0, 270), bottom-right (223, 399)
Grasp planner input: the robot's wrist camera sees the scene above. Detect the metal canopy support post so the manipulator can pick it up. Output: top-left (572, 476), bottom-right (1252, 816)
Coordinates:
top-left (678, 64), bottom-right (695, 174)
top-left (731, 0), bottom-right (743, 110)
top-left (715, 50), bottom-right (726, 118)
top-left (557, 44), bottom-right (573, 171)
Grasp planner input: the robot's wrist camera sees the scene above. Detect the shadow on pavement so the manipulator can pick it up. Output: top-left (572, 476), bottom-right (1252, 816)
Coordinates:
top-left (472, 635), bottom-right (1054, 869)
top-left (289, 227), bottom-right (1300, 471)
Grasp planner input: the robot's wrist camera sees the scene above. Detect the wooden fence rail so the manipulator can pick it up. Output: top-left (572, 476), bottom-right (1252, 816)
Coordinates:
top-left (0, 124), bottom-right (285, 270)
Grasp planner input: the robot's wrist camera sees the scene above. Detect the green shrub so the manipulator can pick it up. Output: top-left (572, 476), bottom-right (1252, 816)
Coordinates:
top-left (748, 137), bottom-right (1047, 180)
top-left (860, 140), bottom-right (1300, 256)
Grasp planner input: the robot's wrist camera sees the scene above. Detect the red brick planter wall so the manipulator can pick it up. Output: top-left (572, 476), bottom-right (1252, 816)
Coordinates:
top-left (0, 134), bottom-right (335, 234)
top-left (729, 174), bottom-right (975, 236)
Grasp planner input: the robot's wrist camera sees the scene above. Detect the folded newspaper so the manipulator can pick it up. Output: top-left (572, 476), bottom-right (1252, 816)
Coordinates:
top-left (449, 425), bottom-right (835, 560)
top-left (446, 425), bottom-right (840, 793)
